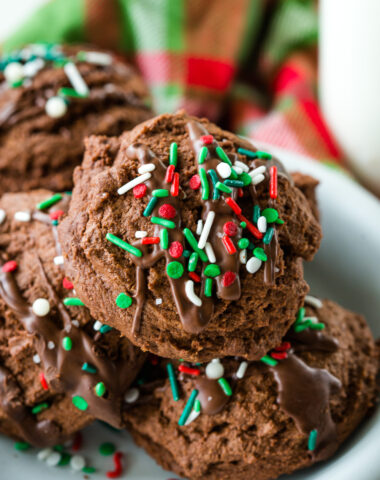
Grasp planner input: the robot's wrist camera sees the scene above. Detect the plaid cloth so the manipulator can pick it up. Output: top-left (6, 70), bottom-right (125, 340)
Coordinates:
top-left (2, 0), bottom-right (344, 168)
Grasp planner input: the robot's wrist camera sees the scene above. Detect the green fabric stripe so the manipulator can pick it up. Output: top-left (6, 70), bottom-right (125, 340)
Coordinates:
top-left (150, 83), bottom-right (183, 114)
top-left (238, 0), bottom-right (265, 63)
top-left (166, 0), bottom-right (185, 52)
top-left (2, 0), bottom-right (86, 53)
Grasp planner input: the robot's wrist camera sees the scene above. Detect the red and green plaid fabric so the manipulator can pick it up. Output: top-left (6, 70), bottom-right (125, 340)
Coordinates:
top-left (2, 0), bottom-right (344, 168)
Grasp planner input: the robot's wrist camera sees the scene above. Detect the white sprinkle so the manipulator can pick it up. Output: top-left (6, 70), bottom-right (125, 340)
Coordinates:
top-left (236, 361), bottom-right (248, 379)
top-left (196, 219), bottom-right (203, 236)
top-left (33, 354), bottom-right (41, 364)
top-left (45, 96), bottom-right (67, 118)
top-left (257, 216), bottom-right (267, 233)
top-left (216, 162), bottom-right (231, 179)
top-left (304, 316), bottom-right (319, 324)
top-left (37, 448), bottom-right (53, 461)
top-left (155, 298), bottom-right (162, 305)
top-left (305, 295), bottom-right (323, 309)
top-left (198, 211), bottom-right (215, 249)
top-left (239, 249), bottom-right (247, 264)
top-left (47, 341), bottom-right (55, 350)
top-left (234, 160), bottom-right (249, 172)
top-left (93, 320), bottom-right (103, 331)
top-left (138, 163), bottom-right (156, 174)
top-left (246, 256), bottom-right (262, 274)
top-left (53, 255), bottom-right (64, 265)
top-left (23, 58), bottom-right (45, 77)
top-left (46, 451), bottom-right (61, 467)
top-left (205, 359), bottom-right (224, 379)
top-left (249, 165), bottom-right (266, 178)
top-left (70, 455), bottom-right (86, 471)
top-left (81, 51), bottom-right (112, 66)
top-left (185, 280), bottom-right (202, 307)
top-left (14, 211), bottom-right (31, 222)
top-left (233, 166), bottom-right (243, 175)
top-left (4, 62), bottom-right (24, 84)
top-left (184, 409), bottom-right (201, 426)
top-left (32, 298), bottom-right (50, 316)
top-left (0, 209), bottom-right (6, 225)
top-left (251, 173), bottom-right (265, 186)
top-left (71, 319), bottom-right (80, 328)
top-left (117, 172), bottom-right (151, 195)
top-left (135, 231), bottom-right (147, 238)
top-left (124, 387), bottom-right (139, 403)
top-left (205, 242), bottom-right (216, 263)
top-left (63, 62), bottom-right (89, 96)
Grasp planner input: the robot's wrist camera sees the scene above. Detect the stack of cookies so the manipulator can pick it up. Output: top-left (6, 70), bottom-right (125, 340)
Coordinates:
top-left (0, 45), bottom-right (378, 480)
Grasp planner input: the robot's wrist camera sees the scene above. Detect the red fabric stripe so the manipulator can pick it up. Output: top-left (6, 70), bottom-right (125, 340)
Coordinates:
top-left (186, 57), bottom-right (235, 91)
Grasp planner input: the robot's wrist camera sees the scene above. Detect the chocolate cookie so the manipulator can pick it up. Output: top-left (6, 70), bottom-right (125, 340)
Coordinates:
top-left (60, 112), bottom-right (322, 361)
top-left (124, 298), bottom-right (378, 480)
top-left (0, 44), bottom-right (153, 194)
top-left (0, 190), bottom-right (146, 446)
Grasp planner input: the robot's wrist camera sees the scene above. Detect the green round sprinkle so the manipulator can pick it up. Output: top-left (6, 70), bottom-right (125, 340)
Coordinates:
top-left (204, 277), bottom-right (213, 297)
top-left (31, 402), bottom-right (49, 414)
top-left (160, 228), bottom-right (169, 249)
top-left (58, 452), bottom-right (71, 466)
top-left (166, 261), bottom-right (184, 279)
top-left (238, 238), bottom-right (249, 249)
top-left (260, 355), bottom-right (278, 367)
top-left (188, 252), bottom-right (199, 272)
top-left (239, 172), bottom-right (252, 186)
top-left (99, 442), bottom-right (116, 456)
top-left (143, 196), bottom-right (158, 217)
top-left (106, 233), bottom-right (142, 257)
top-left (100, 325), bottom-right (112, 334)
top-left (14, 441), bottom-right (30, 451)
top-left (240, 221), bottom-right (246, 228)
top-left (198, 146), bottom-right (208, 164)
top-left (151, 216), bottom-right (176, 229)
top-left (183, 249), bottom-right (191, 258)
top-left (308, 429), bottom-right (318, 451)
top-left (248, 241), bottom-right (255, 250)
top-left (95, 382), bottom-right (106, 397)
top-left (152, 189), bottom-right (169, 198)
top-left (37, 193), bottom-right (63, 211)
top-left (262, 208), bottom-right (279, 223)
top-left (169, 142), bottom-right (178, 166)
top-left (204, 264), bottom-right (221, 278)
top-left (82, 466), bottom-right (96, 474)
top-left (218, 378), bottom-right (232, 396)
top-left (63, 297), bottom-right (85, 307)
top-left (82, 362), bottom-right (97, 374)
top-left (116, 292), bottom-right (132, 309)
top-left (254, 247), bottom-right (267, 261)
top-left (62, 336), bottom-right (72, 351)
top-left (72, 395), bottom-right (88, 411)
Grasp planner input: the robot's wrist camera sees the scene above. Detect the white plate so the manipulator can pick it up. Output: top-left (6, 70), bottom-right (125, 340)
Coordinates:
top-left (1, 144), bottom-right (379, 480)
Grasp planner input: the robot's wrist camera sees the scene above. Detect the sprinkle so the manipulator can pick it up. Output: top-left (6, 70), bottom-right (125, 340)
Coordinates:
top-left (171, 172), bottom-right (180, 196)
top-left (99, 442), bottom-right (116, 456)
top-left (305, 295), bottom-right (323, 309)
top-left (238, 238), bottom-right (249, 249)
top-left (236, 361), bottom-right (248, 379)
top-left (206, 359), bottom-right (224, 379)
top-left (185, 253), bottom-right (198, 274)
top-left (143, 196), bottom-right (158, 217)
top-left (246, 256), bottom-right (262, 274)
top-left (58, 86), bottom-right (86, 98)
top-left (106, 451), bottom-right (123, 478)
top-left (276, 218), bottom-right (285, 225)
top-left (141, 236), bottom-right (160, 245)
top-left (271, 351), bottom-right (288, 360)
top-left (275, 342), bottom-right (291, 352)
top-left (62, 337), bottom-right (72, 351)
top-left (2, 260), bottom-right (18, 273)
top-left (160, 228), bottom-right (169, 249)
top-left (189, 174), bottom-right (201, 190)
top-left (93, 321), bottom-right (103, 331)
top-left (251, 174), bottom-right (265, 186)
top-left (269, 166), bottom-right (278, 199)
top-left (198, 146), bottom-right (208, 164)
top-left (199, 167), bottom-right (209, 200)
top-left (207, 169), bottom-right (220, 200)
top-left (204, 277), bottom-right (213, 297)
top-left (151, 216), bottom-right (176, 229)
top-left (100, 325), bottom-right (112, 334)
top-left (155, 298), bottom-right (162, 305)
top-left (308, 429), bottom-right (318, 451)
top-left (54, 255), bottom-right (64, 265)
top-left (261, 355), bottom-right (278, 366)
top-left (0, 209), bottom-right (6, 224)
top-left (78, 50), bottom-right (112, 65)
top-left (296, 307), bottom-right (306, 325)
top-left (135, 231), bottom-right (147, 239)
top-left (185, 280), bottom-right (202, 306)
top-left (159, 203), bottom-right (176, 219)
top-left (252, 205), bottom-right (261, 224)
top-left (223, 221), bottom-right (238, 237)
top-left (262, 208), bottom-right (279, 223)
top-left (216, 146), bottom-right (232, 166)
top-left (165, 164), bottom-right (175, 183)
top-left (63, 297), bottom-right (85, 306)
top-left (188, 272), bottom-right (200, 283)
top-left (106, 233), bottom-right (142, 257)
top-left (70, 455), bottom-right (86, 471)
top-left (215, 181), bottom-right (232, 194)
top-left (63, 62), bottom-right (89, 96)
top-left (204, 264), bottom-right (221, 277)
top-left (46, 451), bottom-right (62, 467)
top-left (222, 271), bottom-right (236, 287)
top-left (50, 209), bottom-right (64, 220)
top-left (257, 216), bottom-right (267, 233)
top-left (201, 134), bottom-right (214, 144)
top-left (225, 197), bottom-right (242, 215)
top-left (138, 163), bottom-right (155, 174)
top-left (183, 228), bottom-right (208, 262)
top-left (133, 183), bottom-right (147, 199)
top-left (178, 365), bottom-right (201, 376)
top-left (195, 220), bottom-right (203, 236)
top-left (95, 382), bottom-right (106, 397)
top-left (169, 241), bottom-right (184, 258)
top-left (32, 298), bottom-right (50, 316)
top-left (33, 354), bottom-right (41, 364)
top-left (82, 363), bottom-right (97, 374)
top-left (14, 211), bottom-right (31, 222)
top-left (216, 162), bottom-right (231, 179)
top-left (178, 389), bottom-right (199, 426)
top-left (263, 227), bottom-right (274, 245)
top-left (237, 147), bottom-right (256, 158)
top-left (116, 292), bottom-right (132, 309)
top-left (198, 211), bottom-right (215, 249)
top-left (117, 172), bottom-right (151, 195)
top-left (225, 179), bottom-right (244, 188)
top-left (234, 160), bottom-right (249, 172)
top-left (31, 402), bottom-right (49, 414)
top-left (222, 235), bottom-right (236, 255)
top-left (37, 448), bottom-right (53, 460)
top-left (184, 409), bottom-right (201, 426)
top-left (218, 378), bottom-right (232, 396)
top-left (249, 165), bottom-right (266, 179)
top-left (37, 193), bottom-right (62, 210)
top-left (166, 261), bottom-right (184, 279)
top-left (152, 188), bottom-right (169, 198)
top-left (169, 142), bottom-right (178, 166)
top-left (47, 341), bottom-right (55, 350)
top-left (254, 247), bottom-right (267, 261)
top-left (39, 372), bottom-right (49, 390)
top-left (14, 441), bottom-right (30, 451)
top-left (167, 363), bottom-right (179, 401)
top-left (237, 214), bottom-right (263, 239)
top-left (239, 249), bottom-right (247, 264)
top-left (255, 150), bottom-right (272, 159)
top-left (72, 396), bottom-right (88, 411)
top-left (205, 242), bottom-right (216, 263)
top-left (82, 466), bottom-right (96, 474)
top-left (4, 62), bottom-right (24, 84)
top-left (124, 387), bottom-right (139, 403)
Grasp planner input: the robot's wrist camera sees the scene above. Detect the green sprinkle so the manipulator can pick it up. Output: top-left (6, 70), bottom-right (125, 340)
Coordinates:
top-left (100, 325), bottom-right (112, 334)
top-left (72, 395), bottom-right (88, 411)
top-left (204, 264), bottom-right (221, 277)
top-left (14, 441), bottom-right (30, 451)
top-left (116, 292), bottom-right (132, 309)
top-left (253, 205), bottom-right (261, 223)
top-left (167, 363), bottom-right (179, 401)
top-left (262, 208), bottom-right (279, 223)
top-left (99, 442), bottom-right (116, 456)
top-left (178, 389), bottom-right (198, 426)
top-left (62, 336), bottom-right (72, 351)
top-left (54, 445), bottom-right (64, 452)
top-left (31, 402), bottom-right (49, 414)
top-left (194, 399), bottom-right (201, 413)
top-left (238, 238), bottom-right (249, 249)
top-left (260, 355), bottom-right (278, 367)
top-left (208, 169), bottom-right (220, 200)
top-left (58, 452), bottom-right (71, 466)
top-left (166, 261), bottom-right (184, 279)
top-left (229, 167), bottom-right (239, 180)
top-left (216, 146), bottom-right (232, 166)
top-left (143, 197), bottom-right (158, 217)
top-left (183, 249), bottom-right (191, 258)
top-left (218, 378), bottom-right (232, 396)
top-left (198, 146), bottom-right (208, 164)
top-left (276, 218), bottom-right (285, 225)
top-left (58, 87), bottom-right (87, 98)
top-left (106, 233), bottom-right (143, 257)
top-left (95, 382), bottom-right (106, 397)
top-left (152, 189), bottom-right (169, 198)
top-left (82, 362), bottom-right (97, 374)
top-left (160, 228), bottom-right (169, 249)
top-left (263, 227), bottom-right (274, 245)
top-left (224, 179), bottom-right (244, 188)
top-left (204, 277), bottom-right (213, 297)
top-left (51, 220), bottom-right (58, 226)
top-left (296, 307), bottom-right (306, 325)
top-left (240, 221), bottom-right (247, 228)
top-left (248, 241), bottom-right (255, 250)
top-left (239, 172), bottom-right (252, 186)
top-left (169, 142), bottom-right (178, 166)
top-left (308, 429), bottom-right (318, 451)
top-left (255, 150), bottom-right (272, 159)
top-left (254, 247), bottom-right (267, 261)
top-left (188, 252), bottom-right (199, 272)
top-left (215, 181), bottom-right (232, 194)
top-left (37, 193), bottom-right (62, 210)
top-left (82, 466), bottom-right (96, 474)
top-left (63, 297), bottom-right (85, 306)
top-left (183, 228), bottom-right (208, 262)
top-left (237, 147), bottom-right (256, 158)
top-left (199, 167), bottom-right (209, 200)
top-left (294, 322), bottom-right (312, 333)
top-left (11, 80), bottom-right (24, 88)
top-left (151, 216), bottom-right (176, 229)
top-left (310, 322), bottom-right (325, 330)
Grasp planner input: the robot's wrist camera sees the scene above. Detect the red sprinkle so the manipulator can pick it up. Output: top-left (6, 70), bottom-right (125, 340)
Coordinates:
top-left (189, 174), bottom-right (201, 190)
top-left (39, 372), bottom-right (49, 391)
top-left (62, 277), bottom-right (74, 289)
top-left (178, 365), bottom-right (201, 376)
top-left (2, 261), bottom-right (17, 273)
top-left (238, 188), bottom-right (244, 197)
top-left (222, 235), bottom-right (237, 255)
top-left (49, 210), bottom-right (64, 220)
top-left (142, 236), bottom-right (160, 245)
top-left (270, 165), bottom-right (278, 199)
top-left (159, 203), bottom-right (176, 219)
top-left (107, 451), bottom-right (123, 479)
top-left (223, 221), bottom-right (238, 237)
top-left (222, 271), bottom-right (236, 287)
top-left (71, 431), bottom-right (83, 452)
top-left (225, 197), bottom-right (242, 215)
top-left (274, 341), bottom-right (291, 352)
top-left (133, 183), bottom-right (147, 199)
top-left (189, 272), bottom-right (201, 283)
top-left (271, 351), bottom-right (288, 360)
top-left (171, 173), bottom-right (179, 197)
top-left (237, 214), bottom-right (263, 240)
top-left (165, 164), bottom-right (175, 183)
top-left (169, 241), bottom-right (183, 258)
top-left (200, 135), bottom-right (214, 145)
